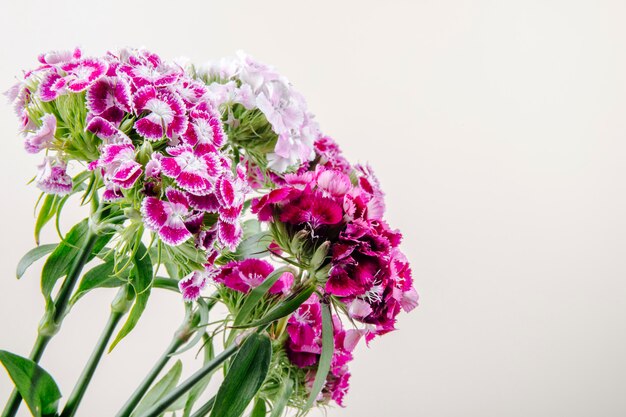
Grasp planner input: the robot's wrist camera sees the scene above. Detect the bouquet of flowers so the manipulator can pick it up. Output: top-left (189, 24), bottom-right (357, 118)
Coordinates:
top-left (1, 47), bottom-right (418, 417)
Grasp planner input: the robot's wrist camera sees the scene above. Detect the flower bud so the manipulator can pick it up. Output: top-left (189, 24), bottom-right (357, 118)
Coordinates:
top-left (310, 241), bottom-right (330, 271)
top-left (110, 285), bottom-right (134, 314)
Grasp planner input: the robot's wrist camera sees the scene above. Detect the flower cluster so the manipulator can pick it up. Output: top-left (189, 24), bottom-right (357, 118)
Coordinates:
top-left (8, 47), bottom-right (417, 414)
top-left (196, 52), bottom-right (320, 173)
top-left (8, 47), bottom-right (248, 257)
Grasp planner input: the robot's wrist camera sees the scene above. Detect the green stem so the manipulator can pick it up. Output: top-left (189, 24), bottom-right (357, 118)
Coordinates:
top-left (116, 295), bottom-right (220, 417)
top-left (60, 287), bottom-right (131, 417)
top-left (2, 229), bottom-right (99, 417)
top-left (189, 395), bottom-right (216, 417)
top-left (138, 342), bottom-right (242, 417)
top-left (115, 336), bottom-right (186, 417)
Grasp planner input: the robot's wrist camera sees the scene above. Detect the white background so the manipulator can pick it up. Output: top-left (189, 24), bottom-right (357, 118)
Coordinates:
top-left (1, 1), bottom-right (626, 416)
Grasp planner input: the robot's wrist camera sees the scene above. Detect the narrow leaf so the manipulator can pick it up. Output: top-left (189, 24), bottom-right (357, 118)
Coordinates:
top-left (41, 219), bottom-right (114, 301)
top-left (249, 398), bottom-right (266, 417)
top-left (71, 261), bottom-right (128, 304)
top-left (41, 219), bottom-right (89, 299)
top-left (34, 194), bottom-right (57, 245)
top-left (303, 302), bottom-right (334, 411)
top-left (109, 244), bottom-right (153, 350)
top-left (234, 266), bottom-right (294, 327)
top-left (0, 350), bottom-right (62, 417)
top-left (131, 360), bottom-right (183, 417)
top-left (16, 244), bottom-right (57, 279)
top-left (239, 285), bottom-right (316, 329)
top-left (209, 333), bottom-right (272, 417)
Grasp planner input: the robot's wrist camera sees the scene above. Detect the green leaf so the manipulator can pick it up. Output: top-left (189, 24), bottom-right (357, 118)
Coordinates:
top-left (71, 261), bottom-right (128, 304)
top-left (0, 350), bottom-right (62, 417)
top-left (303, 302), bottom-right (334, 411)
top-left (238, 285), bottom-right (316, 329)
top-left (131, 360), bottom-right (183, 417)
top-left (41, 219), bottom-right (89, 300)
top-left (180, 335), bottom-right (215, 416)
top-left (16, 244), bottom-right (57, 279)
top-left (109, 243), bottom-right (153, 350)
top-left (234, 266), bottom-right (294, 327)
top-left (229, 231), bottom-right (273, 261)
top-left (249, 398), bottom-right (266, 417)
top-left (41, 219), bottom-right (114, 302)
top-left (209, 333), bottom-right (272, 417)
top-left (269, 378), bottom-right (293, 417)
top-left (34, 194), bottom-right (58, 245)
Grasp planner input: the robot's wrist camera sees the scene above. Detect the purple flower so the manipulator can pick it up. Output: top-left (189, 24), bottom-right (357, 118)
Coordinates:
top-left (214, 259), bottom-right (293, 294)
top-left (86, 76), bottom-right (132, 124)
top-left (133, 85), bottom-right (187, 141)
top-left (35, 157), bottom-right (72, 195)
top-left (85, 116), bottom-right (130, 143)
top-left (179, 269), bottom-right (210, 301)
top-left (38, 48), bottom-right (81, 65)
top-left (160, 144), bottom-right (222, 195)
top-left (141, 187), bottom-right (196, 246)
top-left (24, 114), bottom-right (56, 154)
top-left (60, 58), bottom-right (109, 93)
top-left (92, 141), bottom-right (142, 189)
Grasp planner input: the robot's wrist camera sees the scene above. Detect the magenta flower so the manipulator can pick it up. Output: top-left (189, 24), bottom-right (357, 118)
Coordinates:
top-left (141, 187), bottom-right (197, 246)
top-left (92, 141), bottom-right (142, 189)
top-left (38, 48), bottom-right (81, 65)
top-left (214, 259), bottom-right (293, 294)
top-left (182, 111), bottom-right (226, 152)
top-left (35, 157), bottom-right (72, 196)
top-left (24, 113), bottom-right (56, 154)
top-left (133, 85), bottom-right (187, 141)
top-left (86, 116), bottom-right (130, 143)
top-left (217, 221), bottom-right (243, 251)
top-left (86, 76), bottom-right (133, 124)
top-left (118, 54), bottom-right (182, 89)
top-left (284, 294), bottom-right (323, 368)
top-left (179, 269), bottom-right (210, 301)
top-left (160, 144), bottom-right (222, 195)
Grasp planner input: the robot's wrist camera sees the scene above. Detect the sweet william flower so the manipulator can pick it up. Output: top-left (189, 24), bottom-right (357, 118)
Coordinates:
top-left (35, 157), bottom-right (72, 195)
top-left (38, 48), bottom-right (81, 65)
top-left (160, 144), bottom-right (222, 195)
top-left (24, 113), bottom-right (56, 154)
top-left (141, 187), bottom-right (197, 246)
top-left (179, 269), bottom-right (210, 301)
top-left (214, 259), bottom-right (293, 294)
top-left (91, 141), bottom-right (142, 189)
top-left (86, 76), bottom-right (133, 124)
top-left (133, 85), bottom-right (187, 141)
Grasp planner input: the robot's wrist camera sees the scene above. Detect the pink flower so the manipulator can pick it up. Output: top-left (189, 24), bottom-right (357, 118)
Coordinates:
top-left (118, 55), bottom-right (182, 88)
top-left (217, 221), bottom-right (243, 251)
top-left (179, 269), bottom-right (210, 301)
top-left (38, 48), bottom-right (81, 65)
top-left (85, 116), bottom-right (130, 143)
top-left (133, 85), bottom-right (187, 141)
top-left (92, 141), bottom-right (142, 189)
top-left (256, 81), bottom-right (305, 134)
top-left (24, 114), bottom-right (56, 154)
top-left (35, 157), bottom-right (72, 195)
top-left (214, 259), bottom-right (292, 294)
top-left (160, 144), bottom-right (222, 195)
top-left (314, 136), bottom-right (351, 174)
top-left (86, 76), bottom-right (132, 124)
top-left (181, 111), bottom-right (226, 151)
top-left (60, 58), bottom-right (109, 93)
top-left (141, 187), bottom-right (196, 246)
